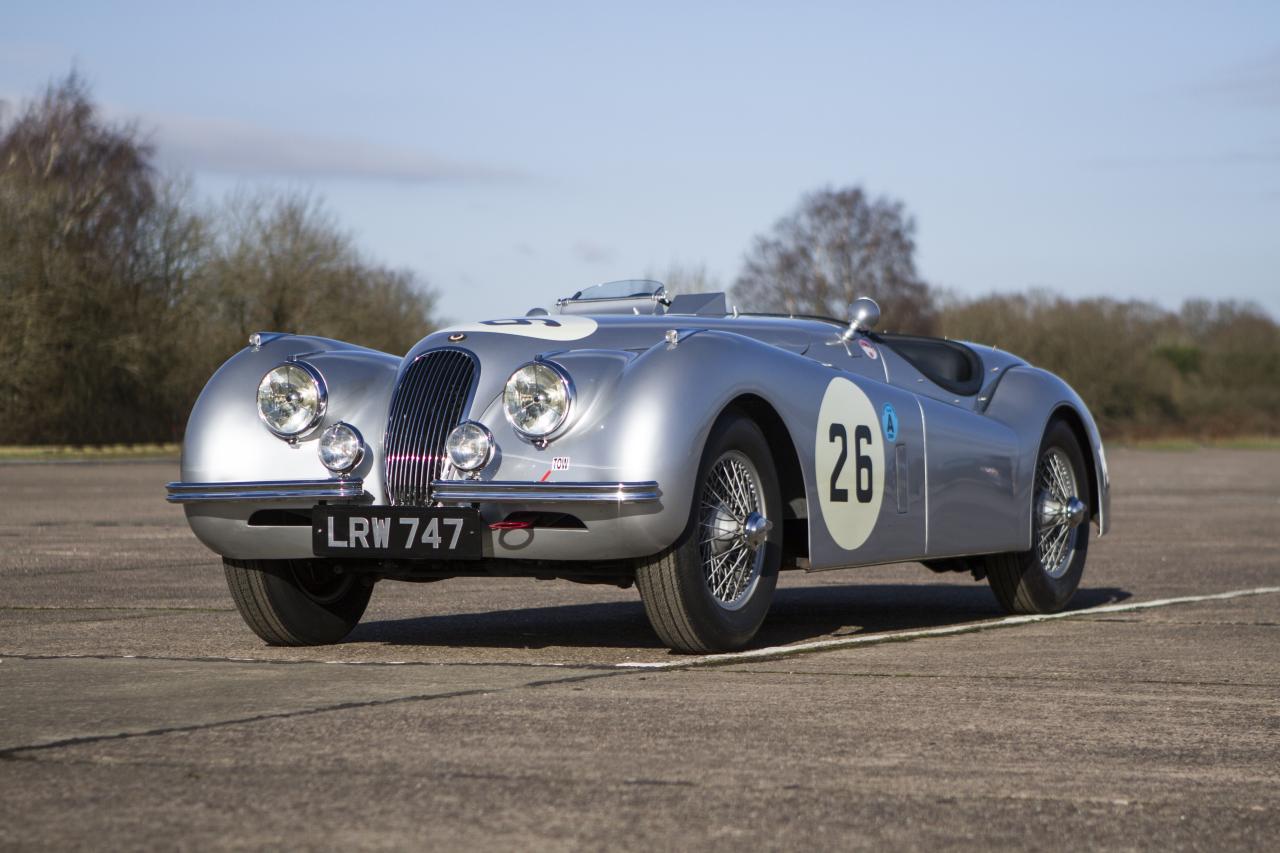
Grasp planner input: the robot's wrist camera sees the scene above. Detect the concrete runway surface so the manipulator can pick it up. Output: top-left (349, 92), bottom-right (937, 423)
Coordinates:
top-left (1, 449), bottom-right (1277, 850)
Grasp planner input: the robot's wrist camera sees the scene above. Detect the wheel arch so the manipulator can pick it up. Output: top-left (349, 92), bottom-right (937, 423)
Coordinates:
top-left (984, 365), bottom-right (1111, 538)
top-left (1048, 404), bottom-right (1101, 530)
top-left (578, 330), bottom-right (834, 560)
top-left (717, 393), bottom-right (809, 565)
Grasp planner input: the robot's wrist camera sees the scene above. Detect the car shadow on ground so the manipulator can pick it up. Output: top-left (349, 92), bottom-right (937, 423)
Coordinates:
top-left (349, 583), bottom-right (1132, 653)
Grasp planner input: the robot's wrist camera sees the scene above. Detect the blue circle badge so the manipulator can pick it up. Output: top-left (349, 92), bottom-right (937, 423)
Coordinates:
top-left (881, 403), bottom-right (898, 442)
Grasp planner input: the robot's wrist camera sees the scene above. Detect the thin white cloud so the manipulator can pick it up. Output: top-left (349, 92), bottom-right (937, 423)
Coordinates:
top-left (1193, 48), bottom-right (1280, 109)
top-left (572, 239), bottom-right (617, 264)
top-left (1085, 146), bottom-right (1280, 170)
top-left (133, 111), bottom-right (524, 183)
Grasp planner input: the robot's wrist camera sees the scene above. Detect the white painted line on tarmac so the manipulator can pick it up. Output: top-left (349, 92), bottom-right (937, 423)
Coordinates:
top-left (617, 586), bottom-right (1280, 670)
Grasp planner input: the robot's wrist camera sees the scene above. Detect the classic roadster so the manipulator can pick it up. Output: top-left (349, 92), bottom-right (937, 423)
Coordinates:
top-left (169, 280), bottom-right (1109, 653)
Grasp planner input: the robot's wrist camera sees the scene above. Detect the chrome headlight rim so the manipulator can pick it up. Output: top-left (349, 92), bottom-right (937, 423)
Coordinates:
top-left (503, 359), bottom-right (574, 441)
top-left (318, 421), bottom-right (365, 474)
top-left (256, 360), bottom-right (329, 439)
top-left (446, 420), bottom-right (495, 473)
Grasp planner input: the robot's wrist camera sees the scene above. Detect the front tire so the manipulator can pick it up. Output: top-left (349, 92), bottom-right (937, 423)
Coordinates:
top-left (224, 558), bottom-right (372, 645)
top-left (636, 414), bottom-right (782, 653)
top-left (982, 420), bottom-right (1091, 614)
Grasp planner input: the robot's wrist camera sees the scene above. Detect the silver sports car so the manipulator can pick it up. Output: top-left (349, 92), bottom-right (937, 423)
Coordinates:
top-left (168, 280), bottom-right (1110, 652)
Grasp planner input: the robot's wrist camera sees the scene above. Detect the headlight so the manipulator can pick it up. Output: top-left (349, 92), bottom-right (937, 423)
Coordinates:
top-left (318, 422), bottom-right (364, 473)
top-left (257, 362), bottom-right (327, 437)
top-left (503, 361), bottom-right (572, 439)
top-left (446, 421), bottom-right (494, 472)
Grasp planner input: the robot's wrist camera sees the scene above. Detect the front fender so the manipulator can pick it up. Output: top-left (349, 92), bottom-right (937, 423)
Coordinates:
top-left (180, 335), bottom-right (400, 557)
top-left (471, 330), bottom-right (832, 557)
top-left (983, 366), bottom-right (1111, 538)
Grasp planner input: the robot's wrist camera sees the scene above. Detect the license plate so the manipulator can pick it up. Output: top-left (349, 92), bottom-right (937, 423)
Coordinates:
top-left (313, 506), bottom-right (482, 559)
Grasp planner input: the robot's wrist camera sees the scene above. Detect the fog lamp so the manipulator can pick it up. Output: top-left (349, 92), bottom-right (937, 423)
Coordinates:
top-left (318, 422), bottom-right (364, 473)
top-left (446, 421), bottom-right (494, 472)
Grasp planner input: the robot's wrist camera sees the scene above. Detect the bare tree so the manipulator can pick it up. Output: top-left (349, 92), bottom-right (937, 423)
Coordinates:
top-left (199, 191), bottom-right (438, 357)
top-left (0, 73), bottom-right (439, 444)
top-left (733, 186), bottom-right (936, 333)
top-left (643, 261), bottom-right (721, 296)
top-left (0, 72), bottom-right (179, 442)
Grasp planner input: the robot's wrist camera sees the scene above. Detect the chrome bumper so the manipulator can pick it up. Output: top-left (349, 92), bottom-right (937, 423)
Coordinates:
top-left (165, 478), bottom-right (658, 505)
top-left (166, 479), bottom-right (366, 504)
top-left (430, 480), bottom-right (660, 504)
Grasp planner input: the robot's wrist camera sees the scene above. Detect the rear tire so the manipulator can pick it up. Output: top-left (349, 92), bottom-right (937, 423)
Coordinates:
top-left (982, 420), bottom-right (1091, 614)
top-left (224, 558), bottom-right (372, 646)
top-left (636, 414), bottom-right (782, 653)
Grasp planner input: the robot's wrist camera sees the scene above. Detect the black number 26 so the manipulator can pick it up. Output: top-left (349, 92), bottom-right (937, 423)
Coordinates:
top-left (829, 423), bottom-right (873, 504)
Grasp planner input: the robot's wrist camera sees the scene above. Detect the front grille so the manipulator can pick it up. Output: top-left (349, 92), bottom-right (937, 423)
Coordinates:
top-left (383, 348), bottom-right (477, 505)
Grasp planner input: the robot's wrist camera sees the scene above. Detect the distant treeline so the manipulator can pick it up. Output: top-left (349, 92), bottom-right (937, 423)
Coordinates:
top-left (0, 75), bottom-right (438, 444)
top-left (937, 294), bottom-right (1279, 439)
top-left (1, 75), bottom-right (1276, 445)
top-left (732, 186), bottom-right (1279, 440)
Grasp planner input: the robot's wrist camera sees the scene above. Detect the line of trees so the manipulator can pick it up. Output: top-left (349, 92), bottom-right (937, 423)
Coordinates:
top-left (731, 187), bottom-right (1279, 439)
top-left (938, 292), bottom-right (1278, 438)
top-left (2, 75), bottom-right (1276, 444)
top-left (0, 75), bottom-right (438, 444)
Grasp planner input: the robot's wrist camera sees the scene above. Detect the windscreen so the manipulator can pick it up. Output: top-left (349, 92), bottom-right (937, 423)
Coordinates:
top-left (568, 279), bottom-right (665, 301)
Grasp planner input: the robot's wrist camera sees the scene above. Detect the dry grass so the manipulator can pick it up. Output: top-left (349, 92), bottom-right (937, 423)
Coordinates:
top-left (1113, 436), bottom-right (1280, 451)
top-left (0, 443), bottom-right (180, 462)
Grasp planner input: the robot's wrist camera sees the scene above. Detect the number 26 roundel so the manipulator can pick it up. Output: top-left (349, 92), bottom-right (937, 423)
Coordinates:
top-left (815, 377), bottom-right (885, 550)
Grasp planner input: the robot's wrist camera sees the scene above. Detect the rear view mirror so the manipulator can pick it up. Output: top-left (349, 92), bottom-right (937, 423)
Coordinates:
top-left (841, 297), bottom-right (881, 340)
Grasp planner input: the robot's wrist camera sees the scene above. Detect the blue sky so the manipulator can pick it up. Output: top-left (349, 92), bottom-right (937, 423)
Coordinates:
top-left (5, 1), bottom-right (1278, 322)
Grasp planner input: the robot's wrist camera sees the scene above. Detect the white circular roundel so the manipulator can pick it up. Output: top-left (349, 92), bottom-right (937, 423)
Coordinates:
top-left (815, 377), bottom-right (885, 550)
top-left (441, 316), bottom-right (597, 341)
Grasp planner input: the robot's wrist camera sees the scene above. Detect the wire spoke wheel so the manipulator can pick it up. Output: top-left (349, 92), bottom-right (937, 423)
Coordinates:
top-left (982, 420), bottom-right (1091, 616)
top-left (698, 450), bottom-right (768, 611)
top-left (1034, 447), bottom-right (1079, 579)
top-left (634, 414), bottom-right (781, 652)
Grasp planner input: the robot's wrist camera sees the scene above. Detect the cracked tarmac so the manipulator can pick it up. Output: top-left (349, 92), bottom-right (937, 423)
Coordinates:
top-left (1, 449), bottom-right (1278, 849)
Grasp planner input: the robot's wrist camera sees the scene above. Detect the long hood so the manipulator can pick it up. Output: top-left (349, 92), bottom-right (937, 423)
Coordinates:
top-left (405, 312), bottom-right (835, 410)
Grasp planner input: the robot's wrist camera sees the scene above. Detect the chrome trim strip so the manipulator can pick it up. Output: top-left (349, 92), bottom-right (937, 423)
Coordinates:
top-left (430, 480), bottom-right (660, 504)
top-left (915, 396), bottom-right (929, 555)
top-left (166, 479), bottom-right (365, 504)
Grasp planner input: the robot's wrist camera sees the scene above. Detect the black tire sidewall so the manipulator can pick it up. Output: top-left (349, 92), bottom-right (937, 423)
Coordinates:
top-left (260, 560), bottom-right (371, 644)
top-left (675, 415), bottom-right (782, 649)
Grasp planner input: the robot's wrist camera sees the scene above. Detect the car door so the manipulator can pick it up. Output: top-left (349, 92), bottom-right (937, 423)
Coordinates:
top-left (872, 341), bottom-right (1024, 558)
top-left (805, 334), bottom-right (928, 570)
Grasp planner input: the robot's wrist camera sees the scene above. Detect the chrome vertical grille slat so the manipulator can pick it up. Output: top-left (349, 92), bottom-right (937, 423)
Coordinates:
top-left (398, 362), bottom-right (435, 497)
top-left (425, 355), bottom-right (472, 488)
top-left (399, 356), bottom-right (444, 504)
top-left (383, 349), bottom-right (477, 506)
top-left (411, 355), bottom-right (464, 503)
top-left (384, 362), bottom-right (417, 494)
top-left (387, 354), bottom-right (432, 500)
